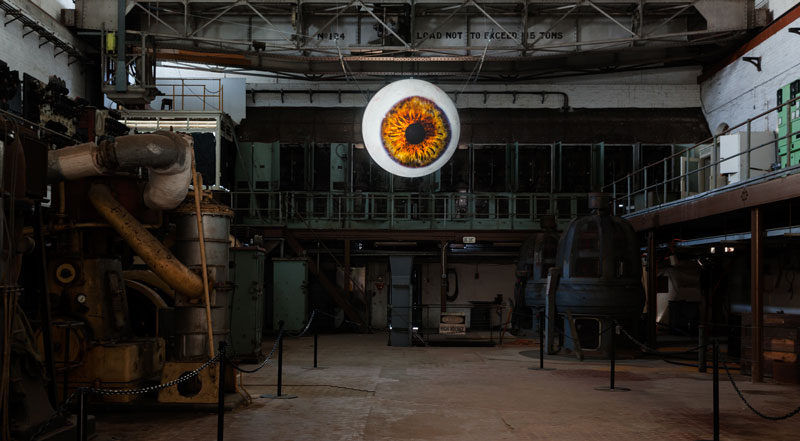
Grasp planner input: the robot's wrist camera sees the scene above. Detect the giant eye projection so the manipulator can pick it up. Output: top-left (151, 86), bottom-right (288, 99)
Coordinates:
top-left (362, 79), bottom-right (460, 177)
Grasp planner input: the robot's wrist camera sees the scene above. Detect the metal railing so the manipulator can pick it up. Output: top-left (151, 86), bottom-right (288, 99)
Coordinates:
top-left (605, 93), bottom-right (800, 216)
top-left (229, 191), bottom-right (589, 229)
top-left (156, 78), bottom-right (224, 111)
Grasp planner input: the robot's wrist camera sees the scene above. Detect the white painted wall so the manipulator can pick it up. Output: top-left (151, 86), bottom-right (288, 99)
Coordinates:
top-left (762, 0), bottom-right (800, 18)
top-left (30, 0), bottom-right (72, 20)
top-left (154, 66), bottom-right (247, 122)
top-left (244, 65), bottom-right (703, 109)
top-left (366, 261), bottom-right (516, 329)
top-left (247, 81), bottom-right (701, 110)
top-left (0, 0), bottom-right (86, 98)
top-left (544, 66), bottom-right (702, 86)
top-left (701, 13), bottom-right (800, 134)
top-left (418, 262), bottom-right (516, 329)
top-left (157, 62), bottom-right (702, 110)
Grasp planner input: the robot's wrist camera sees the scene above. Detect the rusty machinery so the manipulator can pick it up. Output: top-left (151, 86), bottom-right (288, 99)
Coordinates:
top-left (1, 108), bottom-right (237, 438)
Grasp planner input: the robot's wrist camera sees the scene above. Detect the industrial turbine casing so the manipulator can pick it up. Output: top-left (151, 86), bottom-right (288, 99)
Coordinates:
top-left (519, 226), bottom-right (561, 333)
top-left (552, 197), bottom-right (645, 356)
top-left (554, 212), bottom-right (645, 320)
top-left (362, 79), bottom-right (460, 177)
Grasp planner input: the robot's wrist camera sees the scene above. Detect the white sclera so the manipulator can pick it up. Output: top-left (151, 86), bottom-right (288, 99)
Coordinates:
top-left (361, 79), bottom-right (460, 178)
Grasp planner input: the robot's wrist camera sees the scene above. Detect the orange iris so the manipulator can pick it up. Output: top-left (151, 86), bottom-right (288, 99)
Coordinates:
top-left (380, 96), bottom-right (450, 167)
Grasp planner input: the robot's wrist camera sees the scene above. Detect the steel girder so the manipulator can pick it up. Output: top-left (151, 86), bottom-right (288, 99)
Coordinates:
top-left (112, 0), bottom-right (756, 78)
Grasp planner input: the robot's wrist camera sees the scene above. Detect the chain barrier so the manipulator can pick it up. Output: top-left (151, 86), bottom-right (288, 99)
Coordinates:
top-left (509, 308), bottom-right (615, 342)
top-left (314, 308), bottom-right (368, 330)
top-left (722, 359), bottom-right (800, 421)
top-left (29, 388), bottom-right (83, 441)
top-left (288, 310), bottom-right (317, 338)
top-left (90, 350), bottom-right (224, 396)
top-left (615, 322), bottom-right (709, 356)
top-left (226, 329), bottom-right (283, 374)
top-left (29, 348), bottom-right (225, 440)
top-left (613, 320), bottom-right (800, 423)
top-left (515, 308), bottom-right (708, 358)
top-left (539, 311), bottom-right (615, 343)
top-left (29, 311), bottom-right (325, 439)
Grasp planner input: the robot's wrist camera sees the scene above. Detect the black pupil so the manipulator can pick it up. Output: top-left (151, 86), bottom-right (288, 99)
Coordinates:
top-left (405, 122), bottom-right (427, 145)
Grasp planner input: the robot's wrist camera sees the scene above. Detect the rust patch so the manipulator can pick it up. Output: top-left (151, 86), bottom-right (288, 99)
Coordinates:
top-left (173, 198), bottom-right (233, 217)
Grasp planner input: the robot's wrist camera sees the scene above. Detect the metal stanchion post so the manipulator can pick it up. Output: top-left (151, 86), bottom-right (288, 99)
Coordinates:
top-left (529, 309), bottom-right (555, 371)
top-left (713, 339), bottom-right (720, 441)
top-left (77, 388), bottom-right (87, 441)
top-left (277, 329), bottom-right (283, 396)
top-left (698, 339), bottom-right (720, 441)
top-left (610, 325), bottom-right (616, 388)
top-left (539, 311), bottom-right (544, 369)
top-left (596, 323), bottom-right (629, 392)
top-left (218, 341), bottom-right (226, 441)
top-left (64, 327), bottom-right (70, 402)
top-left (262, 321), bottom-right (297, 399)
top-left (314, 332), bottom-right (318, 368)
top-left (699, 324), bottom-right (708, 373)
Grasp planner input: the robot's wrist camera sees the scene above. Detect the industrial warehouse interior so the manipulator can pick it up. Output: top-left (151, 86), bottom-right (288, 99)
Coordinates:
top-left (3, 0), bottom-right (800, 440)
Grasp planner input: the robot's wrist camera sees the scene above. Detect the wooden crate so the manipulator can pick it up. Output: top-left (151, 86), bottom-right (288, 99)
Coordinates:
top-left (739, 313), bottom-right (800, 383)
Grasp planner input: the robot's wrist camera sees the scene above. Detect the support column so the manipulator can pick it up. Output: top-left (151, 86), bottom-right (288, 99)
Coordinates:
top-left (116, 0), bottom-right (127, 92)
top-left (34, 203), bottom-right (57, 405)
top-left (344, 238), bottom-right (351, 294)
top-left (440, 240), bottom-right (448, 312)
top-left (389, 256), bottom-right (414, 347)
top-left (751, 207), bottom-right (763, 383)
top-left (647, 231), bottom-right (657, 348)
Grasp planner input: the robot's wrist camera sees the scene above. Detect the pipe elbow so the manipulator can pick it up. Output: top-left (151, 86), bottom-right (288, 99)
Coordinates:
top-left (47, 131), bottom-right (194, 211)
top-left (89, 183), bottom-right (206, 298)
top-left (143, 162), bottom-right (192, 211)
top-left (108, 131), bottom-right (188, 170)
top-left (142, 132), bottom-right (194, 211)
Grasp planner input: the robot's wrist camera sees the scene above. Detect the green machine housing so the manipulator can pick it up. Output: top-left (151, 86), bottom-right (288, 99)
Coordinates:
top-left (777, 79), bottom-right (800, 167)
top-left (229, 247), bottom-right (267, 358)
top-left (234, 141), bottom-right (280, 223)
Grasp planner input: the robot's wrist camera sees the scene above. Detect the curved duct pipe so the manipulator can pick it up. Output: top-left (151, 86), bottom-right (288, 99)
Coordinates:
top-left (47, 131), bottom-right (193, 211)
top-left (89, 183), bottom-right (205, 298)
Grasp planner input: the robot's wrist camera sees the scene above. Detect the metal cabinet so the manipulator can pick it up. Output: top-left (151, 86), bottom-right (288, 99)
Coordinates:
top-left (719, 131), bottom-right (775, 184)
top-left (234, 141), bottom-right (280, 190)
top-left (777, 80), bottom-right (800, 167)
top-left (272, 258), bottom-right (308, 332)
top-left (229, 247), bottom-right (266, 358)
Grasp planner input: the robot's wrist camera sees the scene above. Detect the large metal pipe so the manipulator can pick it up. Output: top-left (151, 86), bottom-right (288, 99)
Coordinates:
top-left (48, 131), bottom-right (193, 211)
top-left (88, 183), bottom-right (205, 298)
top-left (190, 165), bottom-right (215, 358)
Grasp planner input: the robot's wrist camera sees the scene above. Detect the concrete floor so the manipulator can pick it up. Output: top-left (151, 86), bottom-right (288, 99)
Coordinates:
top-left (95, 333), bottom-right (800, 441)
